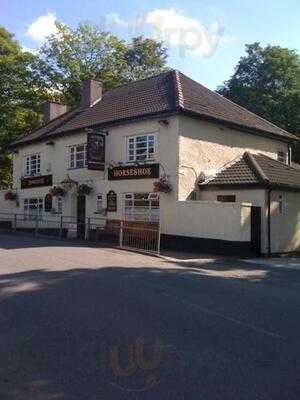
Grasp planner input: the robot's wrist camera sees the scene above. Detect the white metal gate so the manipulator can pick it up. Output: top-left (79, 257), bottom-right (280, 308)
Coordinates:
top-left (120, 220), bottom-right (160, 254)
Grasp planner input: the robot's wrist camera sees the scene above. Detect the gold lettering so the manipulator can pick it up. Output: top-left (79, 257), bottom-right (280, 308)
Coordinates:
top-left (110, 344), bottom-right (137, 377)
top-left (135, 338), bottom-right (163, 370)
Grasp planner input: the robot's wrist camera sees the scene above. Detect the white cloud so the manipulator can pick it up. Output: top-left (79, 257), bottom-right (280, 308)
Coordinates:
top-left (146, 8), bottom-right (223, 58)
top-left (21, 45), bottom-right (37, 54)
top-left (26, 13), bottom-right (58, 43)
top-left (105, 13), bottom-right (128, 28)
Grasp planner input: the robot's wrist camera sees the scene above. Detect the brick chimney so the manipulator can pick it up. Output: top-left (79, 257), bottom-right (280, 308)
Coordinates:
top-left (80, 78), bottom-right (103, 108)
top-left (43, 102), bottom-right (67, 124)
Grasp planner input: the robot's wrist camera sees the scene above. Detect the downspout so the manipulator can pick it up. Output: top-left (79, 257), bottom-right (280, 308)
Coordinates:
top-left (267, 188), bottom-right (272, 257)
top-left (288, 144), bottom-right (292, 166)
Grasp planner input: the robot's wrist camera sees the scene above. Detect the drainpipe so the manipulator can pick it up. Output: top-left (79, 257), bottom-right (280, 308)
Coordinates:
top-left (288, 144), bottom-right (292, 165)
top-left (267, 189), bottom-right (272, 257)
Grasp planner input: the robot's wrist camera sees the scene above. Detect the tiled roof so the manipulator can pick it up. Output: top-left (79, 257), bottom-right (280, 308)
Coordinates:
top-left (9, 70), bottom-right (297, 148)
top-left (203, 152), bottom-right (300, 190)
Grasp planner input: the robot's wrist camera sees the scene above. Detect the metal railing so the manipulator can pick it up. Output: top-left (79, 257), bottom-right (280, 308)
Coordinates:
top-left (0, 212), bottom-right (161, 254)
top-left (120, 221), bottom-right (160, 254)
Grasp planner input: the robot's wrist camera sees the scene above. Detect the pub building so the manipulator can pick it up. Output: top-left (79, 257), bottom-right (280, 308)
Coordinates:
top-left (2, 70), bottom-right (300, 255)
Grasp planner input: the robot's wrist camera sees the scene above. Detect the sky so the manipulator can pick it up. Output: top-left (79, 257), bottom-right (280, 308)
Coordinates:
top-left (1, 0), bottom-right (299, 90)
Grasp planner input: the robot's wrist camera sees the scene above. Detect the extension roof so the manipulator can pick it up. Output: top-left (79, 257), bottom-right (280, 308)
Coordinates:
top-left (202, 152), bottom-right (300, 191)
top-left (8, 70), bottom-right (297, 149)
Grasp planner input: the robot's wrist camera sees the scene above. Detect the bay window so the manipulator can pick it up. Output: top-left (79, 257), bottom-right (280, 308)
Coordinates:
top-left (127, 134), bottom-right (156, 162)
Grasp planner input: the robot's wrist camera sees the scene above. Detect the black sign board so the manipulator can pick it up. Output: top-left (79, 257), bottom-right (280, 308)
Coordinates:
top-left (107, 190), bottom-right (117, 212)
top-left (87, 130), bottom-right (106, 171)
top-left (108, 164), bottom-right (159, 181)
top-left (44, 194), bottom-right (53, 212)
top-left (21, 174), bottom-right (53, 189)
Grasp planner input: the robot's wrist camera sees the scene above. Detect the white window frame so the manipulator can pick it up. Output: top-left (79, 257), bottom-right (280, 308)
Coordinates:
top-left (68, 144), bottom-right (87, 169)
top-left (123, 192), bottom-right (159, 222)
top-left (56, 196), bottom-right (63, 214)
top-left (96, 194), bottom-right (103, 212)
top-left (126, 133), bottom-right (156, 163)
top-left (24, 153), bottom-right (41, 176)
top-left (277, 150), bottom-right (287, 164)
top-left (24, 198), bottom-right (43, 220)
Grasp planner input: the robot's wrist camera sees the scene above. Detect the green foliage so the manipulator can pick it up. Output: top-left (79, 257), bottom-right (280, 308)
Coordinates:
top-left (40, 22), bottom-right (168, 106)
top-left (217, 43), bottom-right (300, 160)
top-left (0, 22), bottom-right (168, 188)
top-left (0, 26), bottom-right (50, 188)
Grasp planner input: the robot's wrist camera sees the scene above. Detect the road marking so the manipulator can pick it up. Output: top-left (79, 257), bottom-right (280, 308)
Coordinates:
top-left (146, 284), bottom-right (284, 341)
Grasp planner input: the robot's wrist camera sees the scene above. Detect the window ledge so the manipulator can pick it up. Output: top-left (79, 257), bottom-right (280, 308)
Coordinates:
top-left (67, 167), bottom-right (87, 171)
top-left (22, 174), bottom-right (42, 178)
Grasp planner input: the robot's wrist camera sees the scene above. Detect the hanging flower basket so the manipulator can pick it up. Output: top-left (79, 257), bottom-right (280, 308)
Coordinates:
top-left (4, 190), bottom-right (17, 201)
top-left (78, 183), bottom-right (93, 196)
top-left (153, 177), bottom-right (172, 193)
top-left (49, 186), bottom-right (66, 197)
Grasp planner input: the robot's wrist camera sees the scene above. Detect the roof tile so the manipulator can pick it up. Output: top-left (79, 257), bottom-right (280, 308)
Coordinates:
top-left (9, 70), bottom-right (297, 148)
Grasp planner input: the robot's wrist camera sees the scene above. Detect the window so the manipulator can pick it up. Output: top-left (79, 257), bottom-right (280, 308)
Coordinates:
top-left (124, 192), bottom-right (159, 222)
top-left (56, 197), bottom-right (63, 214)
top-left (278, 194), bottom-right (285, 215)
top-left (127, 134), bottom-right (156, 162)
top-left (69, 144), bottom-right (87, 169)
top-left (96, 194), bottom-right (103, 212)
top-left (277, 150), bottom-right (287, 164)
top-left (25, 154), bottom-right (41, 176)
top-left (24, 198), bottom-right (43, 220)
top-left (217, 195), bottom-right (236, 203)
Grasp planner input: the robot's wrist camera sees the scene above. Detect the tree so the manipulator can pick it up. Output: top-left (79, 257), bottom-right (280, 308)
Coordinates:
top-left (0, 23), bottom-right (167, 188)
top-left (40, 22), bottom-right (168, 106)
top-left (217, 43), bottom-right (300, 158)
top-left (0, 27), bottom-right (50, 188)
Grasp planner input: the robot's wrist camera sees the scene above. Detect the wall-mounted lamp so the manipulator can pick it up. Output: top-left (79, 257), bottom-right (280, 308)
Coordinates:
top-left (60, 174), bottom-right (78, 191)
top-left (179, 165), bottom-right (198, 180)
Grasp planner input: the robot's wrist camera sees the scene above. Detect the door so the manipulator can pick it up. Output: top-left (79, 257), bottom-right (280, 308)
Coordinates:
top-left (251, 206), bottom-right (261, 255)
top-left (77, 195), bottom-right (86, 239)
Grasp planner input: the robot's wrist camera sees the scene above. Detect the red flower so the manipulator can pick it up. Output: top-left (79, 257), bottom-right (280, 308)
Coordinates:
top-left (4, 191), bottom-right (17, 201)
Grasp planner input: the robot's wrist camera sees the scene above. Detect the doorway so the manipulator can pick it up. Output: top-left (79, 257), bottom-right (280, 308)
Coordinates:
top-left (251, 206), bottom-right (261, 255)
top-left (77, 195), bottom-right (86, 239)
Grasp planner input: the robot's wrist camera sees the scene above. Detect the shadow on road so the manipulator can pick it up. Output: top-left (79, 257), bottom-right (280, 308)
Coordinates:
top-left (1, 262), bottom-right (300, 399)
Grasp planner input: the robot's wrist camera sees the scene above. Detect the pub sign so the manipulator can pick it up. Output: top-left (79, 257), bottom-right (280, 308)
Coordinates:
top-left (108, 164), bottom-right (159, 181)
top-left (107, 190), bottom-right (117, 212)
top-left (21, 174), bottom-right (53, 189)
top-left (87, 129), bottom-right (106, 171)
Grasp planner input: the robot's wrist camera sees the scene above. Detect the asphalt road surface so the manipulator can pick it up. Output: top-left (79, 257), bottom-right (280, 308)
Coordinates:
top-left (0, 232), bottom-right (300, 399)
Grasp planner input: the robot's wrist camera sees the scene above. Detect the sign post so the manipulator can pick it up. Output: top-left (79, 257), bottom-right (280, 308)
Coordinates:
top-left (107, 190), bottom-right (117, 212)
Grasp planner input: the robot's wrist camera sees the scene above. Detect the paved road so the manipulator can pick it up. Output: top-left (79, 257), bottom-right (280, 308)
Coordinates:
top-left (0, 233), bottom-right (300, 399)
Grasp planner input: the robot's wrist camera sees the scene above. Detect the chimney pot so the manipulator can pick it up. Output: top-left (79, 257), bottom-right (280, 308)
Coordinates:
top-left (43, 102), bottom-right (67, 124)
top-left (80, 78), bottom-right (103, 108)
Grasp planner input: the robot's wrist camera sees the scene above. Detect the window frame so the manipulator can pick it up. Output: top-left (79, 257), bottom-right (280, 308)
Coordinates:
top-left (126, 133), bottom-right (157, 163)
top-left (123, 192), bottom-right (159, 222)
top-left (56, 196), bottom-right (63, 214)
top-left (68, 144), bottom-right (88, 169)
top-left (24, 198), bottom-right (44, 220)
top-left (277, 150), bottom-right (287, 164)
top-left (96, 193), bottom-right (104, 212)
top-left (217, 195), bottom-right (236, 203)
top-left (24, 153), bottom-right (41, 177)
